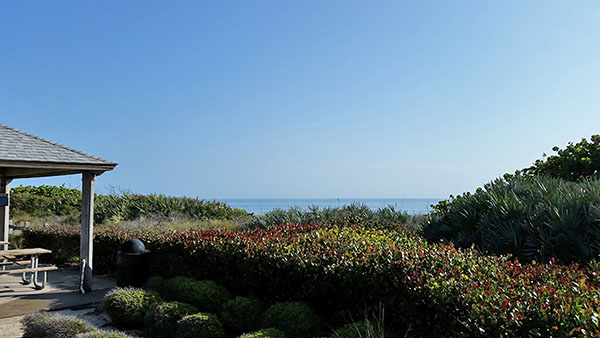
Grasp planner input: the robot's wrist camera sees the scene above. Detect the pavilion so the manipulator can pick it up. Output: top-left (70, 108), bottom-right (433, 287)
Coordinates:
top-left (0, 124), bottom-right (117, 291)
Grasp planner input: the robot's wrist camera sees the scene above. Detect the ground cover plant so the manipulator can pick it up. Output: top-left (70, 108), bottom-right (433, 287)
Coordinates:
top-left (24, 224), bottom-right (600, 336)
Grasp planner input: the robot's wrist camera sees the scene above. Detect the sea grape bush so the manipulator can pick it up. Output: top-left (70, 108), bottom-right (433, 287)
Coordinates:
top-left (522, 134), bottom-right (600, 181)
top-left (23, 224), bottom-right (600, 336)
top-left (425, 175), bottom-right (600, 264)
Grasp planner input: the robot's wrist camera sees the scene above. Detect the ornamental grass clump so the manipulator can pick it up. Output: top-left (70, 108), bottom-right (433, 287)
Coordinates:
top-left (103, 287), bottom-right (162, 328)
top-left (239, 328), bottom-right (286, 338)
top-left (262, 301), bottom-right (324, 338)
top-left (174, 313), bottom-right (225, 338)
top-left (145, 301), bottom-right (199, 338)
top-left (162, 276), bottom-right (231, 313)
top-left (220, 296), bottom-right (263, 334)
top-left (21, 312), bottom-right (96, 338)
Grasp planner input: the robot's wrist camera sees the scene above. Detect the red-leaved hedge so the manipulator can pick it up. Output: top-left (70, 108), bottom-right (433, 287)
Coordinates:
top-left (23, 225), bottom-right (600, 336)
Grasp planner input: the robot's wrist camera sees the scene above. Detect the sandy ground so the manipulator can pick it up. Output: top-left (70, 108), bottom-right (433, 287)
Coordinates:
top-left (0, 306), bottom-right (142, 338)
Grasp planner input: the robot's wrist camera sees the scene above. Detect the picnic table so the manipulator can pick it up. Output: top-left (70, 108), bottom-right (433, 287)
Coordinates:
top-left (0, 248), bottom-right (58, 289)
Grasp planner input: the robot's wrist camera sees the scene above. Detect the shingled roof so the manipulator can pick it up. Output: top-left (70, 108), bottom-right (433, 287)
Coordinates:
top-left (0, 124), bottom-right (117, 179)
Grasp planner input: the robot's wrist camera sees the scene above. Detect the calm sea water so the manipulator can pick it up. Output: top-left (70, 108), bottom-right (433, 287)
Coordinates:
top-left (217, 198), bottom-right (444, 215)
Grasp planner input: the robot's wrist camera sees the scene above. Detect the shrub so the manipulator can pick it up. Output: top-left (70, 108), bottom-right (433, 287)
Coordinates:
top-left (262, 302), bottom-right (323, 338)
top-left (220, 296), bottom-right (263, 333)
top-left (145, 301), bottom-right (199, 338)
top-left (21, 312), bottom-right (96, 338)
top-left (76, 330), bottom-right (134, 338)
top-left (174, 313), bottom-right (225, 338)
top-left (522, 134), bottom-right (600, 181)
top-left (23, 224), bottom-right (600, 336)
top-left (424, 175), bottom-right (600, 263)
top-left (146, 275), bottom-right (167, 293)
top-left (162, 277), bottom-right (231, 313)
top-left (330, 320), bottom-right (386, 338)
top-left (247, 204), bottom-right (414, 229)
top-left (239, 328), bottom-right (286, 338)
top-left (10, 184), bottom-right (246, 225)
top-left (103, 287), bottom-right (162, 328)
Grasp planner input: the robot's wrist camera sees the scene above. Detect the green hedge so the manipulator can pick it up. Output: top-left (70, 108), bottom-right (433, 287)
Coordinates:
top-left (23, 224), bottom-right (600, 336)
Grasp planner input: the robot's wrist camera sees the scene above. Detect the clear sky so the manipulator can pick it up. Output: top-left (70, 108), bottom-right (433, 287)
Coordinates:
top-left (1, 1), bottom-right (599, 198)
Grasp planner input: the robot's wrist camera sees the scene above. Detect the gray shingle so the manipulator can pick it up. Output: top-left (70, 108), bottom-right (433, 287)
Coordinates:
top-left (0, 124), bottom-right (116, 165)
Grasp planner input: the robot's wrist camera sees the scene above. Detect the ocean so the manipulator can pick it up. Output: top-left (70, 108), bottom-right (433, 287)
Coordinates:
top-left (217, 198), bottom-right (444, 215)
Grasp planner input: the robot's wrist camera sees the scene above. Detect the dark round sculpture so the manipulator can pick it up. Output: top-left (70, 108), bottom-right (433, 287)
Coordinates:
top-left (121, 239), bottom-right (147, 255)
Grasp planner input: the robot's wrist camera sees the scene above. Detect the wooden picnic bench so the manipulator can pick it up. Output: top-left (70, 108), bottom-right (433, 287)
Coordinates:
top-left (0, 248), bottom-right (58, 289)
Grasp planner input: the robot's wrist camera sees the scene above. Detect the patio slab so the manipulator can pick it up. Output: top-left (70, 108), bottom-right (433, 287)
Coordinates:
top-left (0, 268), bottom-right (115, 318)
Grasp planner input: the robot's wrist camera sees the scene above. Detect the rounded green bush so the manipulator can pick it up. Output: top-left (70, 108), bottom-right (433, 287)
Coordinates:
top-left (21, 312), bottom-right (96, 338)
top-left (163, 277), bottom-right (231, 313)
top-left (76, 330), bottom-right (134, 338)
top-left (239, 328), bottom-right (286, 338)
top-left (220, 296), bottom-right (263, 333)
top-left (174, 313), bottom-right (225, 338)
top-left (145, 301), bottom-right (199, 338)
top-left (146, 275), bottom-right (167, 293)
top-left (262, 302), bottom-right (323, 338)
top-left (103, 287), bottom-right (163, 328)
top-left (330, 320), bottom-right (386, 338)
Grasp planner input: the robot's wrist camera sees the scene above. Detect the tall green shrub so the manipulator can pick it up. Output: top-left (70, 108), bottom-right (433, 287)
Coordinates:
top-left (424, 175), bottom-right (600, 263)
top-left (523, 134), bottom-right (600, 181)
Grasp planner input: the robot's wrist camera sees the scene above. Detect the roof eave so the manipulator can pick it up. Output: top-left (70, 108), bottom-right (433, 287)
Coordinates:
top-left (0, 160), bottom-right (118, 179)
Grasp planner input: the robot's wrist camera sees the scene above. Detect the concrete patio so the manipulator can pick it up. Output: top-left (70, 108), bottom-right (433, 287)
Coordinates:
top-left (0, 268), bottom-right (115, 319)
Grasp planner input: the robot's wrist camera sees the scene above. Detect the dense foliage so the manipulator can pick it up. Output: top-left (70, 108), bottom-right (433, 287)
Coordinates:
top-left (24, 224), bottom-right (600, 336)
top-left (76, 331), bottom-right (133, 338)
top-left (220, 296), bottom-right (263, 334)
top-left (248, 203), bottom-right (415, 229)
top-left (174, 313), bottom-right (225, 338)
top-left (262, 301), bottom-right (324, 338)
top-left (10, 185), bottom-right (246, 224)
top-left (144, 302), bottom-right (198, 338)
top-left (21, 312), bottom-right (96, 338)
top-left (161, 276), bottom-right (231, 313)
top-left (239, 328), bottom-right (286, 338)
top-left (424, 175), bottom-right (600, 264)
top-left (103, 288), bottom-right (162, 329)
top-left (523, 135), bottom-right (600, 181)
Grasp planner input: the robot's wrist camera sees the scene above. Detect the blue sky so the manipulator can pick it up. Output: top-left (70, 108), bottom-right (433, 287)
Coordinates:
top-left (1, 1), bottom-right (599, 198)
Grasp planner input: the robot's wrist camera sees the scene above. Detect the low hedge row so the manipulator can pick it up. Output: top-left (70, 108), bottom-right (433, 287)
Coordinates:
top-left (23, 225), bottom-right (600, 336)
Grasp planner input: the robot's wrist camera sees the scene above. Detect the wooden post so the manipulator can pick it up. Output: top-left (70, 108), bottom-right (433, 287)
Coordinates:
top-left (80, 172), bottom-right (95, 292)
top-left (0, 177), bottom-right (11, 251)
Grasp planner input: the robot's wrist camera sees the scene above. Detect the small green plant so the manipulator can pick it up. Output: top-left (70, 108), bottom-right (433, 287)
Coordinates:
top-left (239, 328), bottom-right (286, 338)
top-left (220, 296), bottom-right (263, 334)
top-left (163, 277), bottom-right (231, 313)
top-left (174, 313), bottom-right (225, 338)
top-left (145, 301), bottom-right (199, 338)
top-left (262, 301), bottom-right (323, 338)
top-left (21, 312), bottom-right (96, 338)
top-left (75, 330), bottom-right (134, 338)
top-left (330, 320), bottom-right (387, 338)
top-left (103, 287), bottom-right (162, 328)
